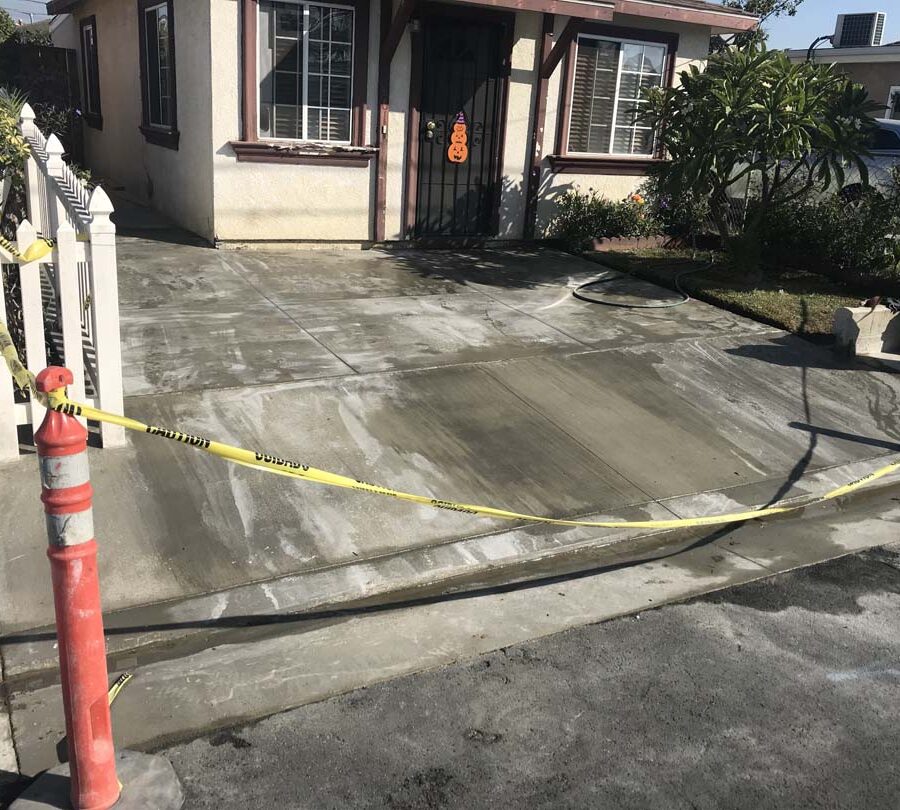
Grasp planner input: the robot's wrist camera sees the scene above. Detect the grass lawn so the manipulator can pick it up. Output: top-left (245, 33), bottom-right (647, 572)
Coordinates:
top-left (583, 249), bottom-right (863, 338)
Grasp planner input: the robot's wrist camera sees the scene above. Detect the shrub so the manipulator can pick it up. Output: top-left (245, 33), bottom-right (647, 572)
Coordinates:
top-left (637, 176), bottom-right (710, 242)
top-left (759, 170), bottom-right (900, 286)
top-left (551, 188), bottom-right (660, 251)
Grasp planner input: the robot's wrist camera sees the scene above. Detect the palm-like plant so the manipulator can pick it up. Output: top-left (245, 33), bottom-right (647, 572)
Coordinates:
top-left (641, 46), bottom-right (881, 271)
top-left (1, 86), bottom-right (29, 215)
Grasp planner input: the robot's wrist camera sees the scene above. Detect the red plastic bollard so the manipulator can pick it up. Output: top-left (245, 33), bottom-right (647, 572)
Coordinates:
top-left (34, 367), bottom-right (120, 810)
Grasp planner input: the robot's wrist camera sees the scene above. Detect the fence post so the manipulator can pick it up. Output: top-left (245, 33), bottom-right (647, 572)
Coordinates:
top-left (0, 265), bottom-right (19, 460)
top-left (87, 187), bottom-right (125, 447)
top-left (17, 218), bottom-right (46, 434)
top-left (18, 104), bottom-right (43, 237)
top-left (33, 366), bottom-right (120, 810)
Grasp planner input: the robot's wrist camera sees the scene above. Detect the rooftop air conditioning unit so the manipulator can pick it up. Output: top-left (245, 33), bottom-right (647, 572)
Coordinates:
top-left (833, 12), bottom-right (886, 48)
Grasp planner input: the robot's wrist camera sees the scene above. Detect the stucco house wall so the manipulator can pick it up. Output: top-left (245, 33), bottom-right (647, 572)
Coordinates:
top-left (211, 0), bottom-right (379, 242)
top-left (57, 0), bottom-right (215, 241)
top-left (833, 62), bottom-right (899, 118)
top-left (535, 14), bottom-right (711, 235)
top-left (787, 45), bottom-right (900, 121)
top-left (53, 0), bottom-right (742, 244)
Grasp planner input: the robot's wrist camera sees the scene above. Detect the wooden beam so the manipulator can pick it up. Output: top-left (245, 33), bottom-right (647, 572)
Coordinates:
top-left (541, 17), bottom-right (580, 80)
top-left (524, 13), bottom-right (555, 240)
top-left (381, 0), bottom-right (418, 70)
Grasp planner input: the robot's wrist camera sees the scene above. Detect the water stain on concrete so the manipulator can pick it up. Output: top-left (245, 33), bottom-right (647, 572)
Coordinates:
top-left (697, 554), bottom-right (900, 615)
top-left (208, 730), bottom-right (252, 750)
top-left (385, 766), bottom-right (456, 810)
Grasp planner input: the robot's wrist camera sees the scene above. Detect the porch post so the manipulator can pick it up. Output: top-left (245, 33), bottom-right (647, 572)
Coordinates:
top-left (374, 0), bottom-right (418, 242)
top-left (523, 13), bottom-right (555, 239)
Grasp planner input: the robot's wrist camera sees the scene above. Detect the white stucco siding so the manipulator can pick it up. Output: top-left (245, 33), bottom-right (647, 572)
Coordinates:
top-left (384, 16), bottom-right (411, 241)
top-left (535, 15), bottom-right (712, 236)
top-left (55, 0), bottom-right (215, 241)
top-left (210, 0), bottom-right (379, 242)
top-left (496, 11), bottom-right (541, 239)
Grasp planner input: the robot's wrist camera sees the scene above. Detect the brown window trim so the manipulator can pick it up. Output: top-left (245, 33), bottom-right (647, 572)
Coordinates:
top-left (79, 15), bottom-right (102, 130)
top-left (232, 0), bottom-right (371, 165)
top-left (231, 141), bottom-right (375, 166)
top-left (138, 0), bottom-right (179, 150)
top-left (551, 22), bottom-right (678, 175)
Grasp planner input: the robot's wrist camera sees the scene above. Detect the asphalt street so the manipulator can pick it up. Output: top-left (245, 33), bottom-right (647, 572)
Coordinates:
top-left (160, 544), bottom-right (900, 810)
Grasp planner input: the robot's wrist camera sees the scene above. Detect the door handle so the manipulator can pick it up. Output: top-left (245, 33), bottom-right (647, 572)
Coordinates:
top-left (424, 120), bottom-right (436, 141)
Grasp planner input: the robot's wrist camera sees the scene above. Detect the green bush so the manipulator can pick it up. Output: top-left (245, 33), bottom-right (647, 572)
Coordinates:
top-left (759, 171), bottom-right (900, 285)
top-left (637, 177), bottom-right (710, 241)
top-left (550, 188), bottom-right (660, 250)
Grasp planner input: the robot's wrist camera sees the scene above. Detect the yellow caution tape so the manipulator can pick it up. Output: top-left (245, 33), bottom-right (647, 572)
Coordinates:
top-left (0, 234), bottom-right (54, 263)
top-left (108, 671), bottom-right (133, 705)
top-left (3, 319), bottom-right (899, 530)
top-left (0, 321), bottom-right (41, 399)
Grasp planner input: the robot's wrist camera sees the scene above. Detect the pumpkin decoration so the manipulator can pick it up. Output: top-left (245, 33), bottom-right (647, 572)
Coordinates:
top-left (447, 111), bottom-right (469, 164)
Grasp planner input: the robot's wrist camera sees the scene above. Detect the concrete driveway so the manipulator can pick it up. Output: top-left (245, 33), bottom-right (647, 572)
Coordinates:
top-left (3, 236), bottom-right (900, 637)
top-left (7, 233), bottom-right (900, 777)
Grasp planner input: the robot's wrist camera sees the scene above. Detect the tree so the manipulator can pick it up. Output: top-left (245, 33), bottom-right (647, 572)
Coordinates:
top-left (714, 0), bottom-right (805, 50)
top-left (641, 47), bottom-right (881, 271)
top-left (0, 10), bottom-right (16, 46)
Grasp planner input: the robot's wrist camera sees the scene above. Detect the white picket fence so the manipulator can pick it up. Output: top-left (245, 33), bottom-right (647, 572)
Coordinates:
top-left (0, 103), bottom-right (124, 460)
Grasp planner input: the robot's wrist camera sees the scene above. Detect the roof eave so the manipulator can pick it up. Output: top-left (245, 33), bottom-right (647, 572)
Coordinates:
top-left (46, 0), bottom-right (80, 14)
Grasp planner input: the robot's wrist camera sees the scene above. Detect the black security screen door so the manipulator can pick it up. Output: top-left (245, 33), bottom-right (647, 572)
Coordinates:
top-left (414, 12), bottom-right (509, 237)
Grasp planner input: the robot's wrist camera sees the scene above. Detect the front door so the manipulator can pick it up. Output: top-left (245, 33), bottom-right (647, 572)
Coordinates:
top-left (413, 10), bottom-right (510, 238)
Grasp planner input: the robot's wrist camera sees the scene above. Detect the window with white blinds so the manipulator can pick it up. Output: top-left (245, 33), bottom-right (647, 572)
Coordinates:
top-left (567, 35), bottom-right (667, 156)
top-left (258, 0), bottom-right (354, 143)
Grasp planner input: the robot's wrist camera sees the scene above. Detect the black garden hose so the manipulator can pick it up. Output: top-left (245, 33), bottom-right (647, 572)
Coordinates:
top-left (573, 263), bottom-right (712, 309)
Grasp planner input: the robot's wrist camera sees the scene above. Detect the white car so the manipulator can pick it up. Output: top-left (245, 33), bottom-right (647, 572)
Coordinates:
top-left (841, 118), bottom-right (900, 197)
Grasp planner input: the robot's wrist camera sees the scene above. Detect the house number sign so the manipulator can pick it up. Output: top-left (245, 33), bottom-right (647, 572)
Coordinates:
top-left (447, 111), bottom-right (469, 164)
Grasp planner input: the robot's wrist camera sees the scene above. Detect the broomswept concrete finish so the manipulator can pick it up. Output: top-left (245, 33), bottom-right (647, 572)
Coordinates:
top-left (2, 239), bottom-right (900, 639)
top-left (4, 234), bottom-right (900, 775)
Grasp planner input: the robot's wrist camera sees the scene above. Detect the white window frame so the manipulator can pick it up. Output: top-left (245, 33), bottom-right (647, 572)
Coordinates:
top-left (566, 33), bottom-right (668, 158)
top-left (80, 21), bottom-right (98, 114)
top-left (257, 0), bottom-right (356, 145)
top-left (143, 1), bottom-right (171, 130)
top-left (887, 86), bottom-right (900, 120)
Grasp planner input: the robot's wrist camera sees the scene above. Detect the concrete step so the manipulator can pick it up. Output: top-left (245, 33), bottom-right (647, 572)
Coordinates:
top-left (3, 454), bottom-right (898, 696)
top-left (0, 456), bottom-right (900, 691)
top-left (7, 482), bottom-right (900, 776)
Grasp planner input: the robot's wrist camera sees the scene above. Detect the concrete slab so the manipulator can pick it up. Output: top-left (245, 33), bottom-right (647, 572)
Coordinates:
top-left (485, 334), bottom-right (900, 498)
top-left (10, 750), bottom-right (183, 810)
top-left (0, 363), bottom-right (647, 632)
top-left (117, 239), bottom-right (263, 313)
top-left (283, 292), bottom-right (583, 372)
top-left (7, 459), bottom-right (899, 690)
top-left (224, 249), bottom-right (467, 305)
top-left (11, 485), bottom-right (900, 776)
top-left (1, 500), bottom-right (679, 685)
top-left (1, 705), bottom-right (16, 775)
top-left (482, 270), bottom-right (778, 348)
top-left (120, 301), bottom-right (352, 396)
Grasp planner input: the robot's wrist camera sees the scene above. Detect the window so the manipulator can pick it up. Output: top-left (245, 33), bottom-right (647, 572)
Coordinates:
top-left (79, 16), bottom-right (101, 129)
top-left (138, 0), bottom-right (178, 149)
top-left (567, 35), bottom-right (667, 157)
top-left (258, 1), bottom-right (354, 143)
top-left (887, 87), bottom-right (900, 121)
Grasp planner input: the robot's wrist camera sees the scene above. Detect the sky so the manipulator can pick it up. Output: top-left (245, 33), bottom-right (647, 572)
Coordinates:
top-left (1, 0), bottom-right (49, 24)
top-left (762, 1), bottom-right (900, 50)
